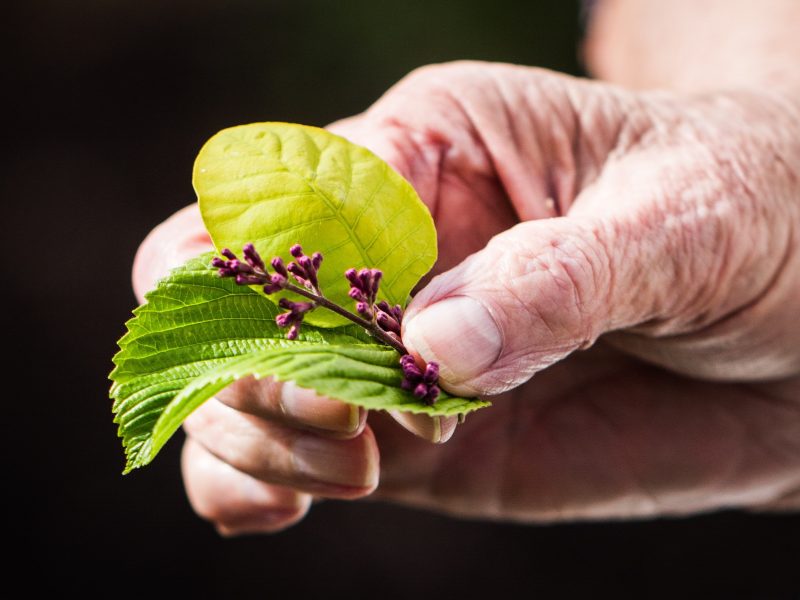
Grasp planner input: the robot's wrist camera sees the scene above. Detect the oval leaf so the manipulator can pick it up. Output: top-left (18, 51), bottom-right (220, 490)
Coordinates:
top-left (193, 122), bottom-right (437, 326)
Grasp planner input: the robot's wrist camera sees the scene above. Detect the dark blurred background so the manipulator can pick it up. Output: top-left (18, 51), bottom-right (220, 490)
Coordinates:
top-left (5, 0), bottom-right (799, 596)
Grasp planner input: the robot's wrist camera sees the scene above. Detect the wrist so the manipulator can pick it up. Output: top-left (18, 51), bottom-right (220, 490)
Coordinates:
top-left (585, 0), bottom-right (800, 98)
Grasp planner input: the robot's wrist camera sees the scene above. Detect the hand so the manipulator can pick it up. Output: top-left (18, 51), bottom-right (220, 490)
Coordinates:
top-left (134, 61), bottom-right (800, 534)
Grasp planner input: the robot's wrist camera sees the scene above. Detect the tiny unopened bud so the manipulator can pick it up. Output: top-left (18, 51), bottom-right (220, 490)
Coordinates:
top-left (370, 269), bottom-right (383, 295)
top-left (211, 257), bottom-right (227, 269)
top-left (425, 385), bottom-right (440, 405)
top-left (349, 287), bottom-right (366, 302)
top-left (391, 304), bottom-right (404, 322)
top-left (311, 252), bottom-right (323, 270)
top-left (242, 243), bottom-right (266, 270)
top-left (356, 302), bottom-right (373, 319)
top-left (229, 260), bottom-right (253, 274)
top-left (413, 383), bottom-right (429, 399)
top-left (236, 274), bottom-right (265, 285)
top-left (221, 248), bottom-right (236, 260)
top-left (345, 268), bottom-right (362, 290)
top-left (290, 244), bottom-right (303, 258)
top-left (287, 325), bottom-right (300, 340)
top-left (271, 257), bottom-right (288, 277)
top-left (299, 255), bottom-right (318, 288)
top-left (275, 312), bottom-right (293, 328)
top-left (400, 354), bottom-right (416, 369)
top-left (287, 262), bottom-right (307, 278)
top-left (376, 310), bottom-right (401, 335)
top-left (423, 362), bottom-right (439, 384)
top-left (358, 269), bottom-right (372, 295)
top-left (262, 282), bottom-right (282, 294)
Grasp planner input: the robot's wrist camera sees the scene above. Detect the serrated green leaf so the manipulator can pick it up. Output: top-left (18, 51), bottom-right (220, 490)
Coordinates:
top-left (193, 122), bottom-right (437, 326)
top-left (111, 255), bottom-right (488, 473)
top-left (146, 344), bottom-right (490, 470)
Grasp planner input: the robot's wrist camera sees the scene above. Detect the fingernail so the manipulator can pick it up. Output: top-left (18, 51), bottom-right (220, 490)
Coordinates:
top-left (292, 435), bottom-right (378, 489)
top-left (388, 412), bottom-right (458, 444)
top-left (281, 382), bottom-right (363, 435)
top-left (403, 296), bottom-right (502, 387)
top-left (215, 510), bottom-right (301, 537)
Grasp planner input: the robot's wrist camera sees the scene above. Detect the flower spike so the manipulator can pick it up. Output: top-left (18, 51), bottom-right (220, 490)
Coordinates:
top-left (213, 243), bottom-right (441, 400)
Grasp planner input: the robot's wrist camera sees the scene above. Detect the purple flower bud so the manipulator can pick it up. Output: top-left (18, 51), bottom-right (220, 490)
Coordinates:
top-left (211, 257), bottom-right (227, 269)
top-left (370, 269), bottom-right (383, 295)
top-left (287, 262), bottom-right (307, 278)
top-left (345, 268), bottom-right (362, 291)
top-left (349, 287), bottom-right (366, 302)
top-left (294, 302), bottom-right (314, 314)
top-left (218, 267), bottom-right (236, 278)
top-left (423, 362), bottom-right (439, 384)
top-left (275, 312), bottom-right (294, 328)
top-left (229, 259), bottom-right (253, 274)
top-left (403, 363), bottom-right (423, 380)
top-left (376, 300), bottom-right (391, 313)
top-left (278, 298), bottom-right (295, 310)
top-left (235, 274), bottom-right (265, 286)
top-left (221, 248), bottom-right (236, 260)
top-left (399, 354), bottom-right (439, 403)
top-left (287, 324), bottom-right (300, 340)
top-left (358, 269), bottom-right (372, 296)
top-left (391, 304), bottom-right (404, 323)
top-left (400, 356), bottom-right (423, 379)
top-left (299, 255), bottom-right (318, 288)
top-left (376, 310), bottom-right (401, 335)
top-left (290, 244), bottom-right (303, 258)
top-left (242, 243), bottom-right (266, 270)
top-left (356, 302), bottom-right (373, 319)
top-left (271, 257), bottom-right (288, 277)
top-left (311, 252), bottom-right (323, 270)
top-left (262, 274), bottom-right (287, 294)
top-left (400, 354), bottom-right (416, 369)
top-left (262, 282), bottom-right (282, 294)
top-left (425, 385), bottom-right (440, 405)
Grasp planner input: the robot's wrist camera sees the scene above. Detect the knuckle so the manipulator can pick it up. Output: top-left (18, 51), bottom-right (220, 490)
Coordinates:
top-left (491, 228), bottom-right (606, 347)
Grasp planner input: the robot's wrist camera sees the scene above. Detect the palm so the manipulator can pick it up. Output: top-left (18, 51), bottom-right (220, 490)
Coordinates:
top-left (370, 348), bottom-right (799, 518)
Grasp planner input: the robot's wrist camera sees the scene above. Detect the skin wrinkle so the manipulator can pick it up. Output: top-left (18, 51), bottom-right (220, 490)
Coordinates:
top-left (487, 70), bottom-right (526, 202)
top-left (457, 85), bottom-right (537, 220)
top-left (541, 85), bottom-right (573, 214)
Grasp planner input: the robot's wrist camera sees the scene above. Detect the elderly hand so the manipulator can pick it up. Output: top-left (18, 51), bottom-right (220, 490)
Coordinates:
top-left (134, 61), bottom-right (800, 534)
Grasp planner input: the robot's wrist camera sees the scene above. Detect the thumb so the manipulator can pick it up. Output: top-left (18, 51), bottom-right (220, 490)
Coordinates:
top-left (402, 217), bottom-right (623, 397)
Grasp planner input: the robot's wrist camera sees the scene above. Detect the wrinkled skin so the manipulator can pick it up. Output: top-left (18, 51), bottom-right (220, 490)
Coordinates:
top-left (134, 61), bottom-right (800, 535)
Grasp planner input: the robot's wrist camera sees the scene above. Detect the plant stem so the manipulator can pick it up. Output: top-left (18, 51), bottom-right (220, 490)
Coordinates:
top-left (284, 283), bottom-right (408, 355)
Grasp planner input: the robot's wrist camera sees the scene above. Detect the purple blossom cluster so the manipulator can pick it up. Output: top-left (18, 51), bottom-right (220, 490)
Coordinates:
top-left (213, 243), bottom-right (323, 339)
top-left (214, 242), bottom-right (441, 403)
top-left (399, 355), bottom-right (440, 405)
top-left (345, 268), bottom-right (405, 347)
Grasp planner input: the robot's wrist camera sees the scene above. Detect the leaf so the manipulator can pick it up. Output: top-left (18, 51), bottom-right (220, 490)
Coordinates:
top-left (147, 344), bottom-right (490, 471)
top-left (193, 122), bottom-right (437, 326)
top-left (111, 255), bottom-right (489, 473)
